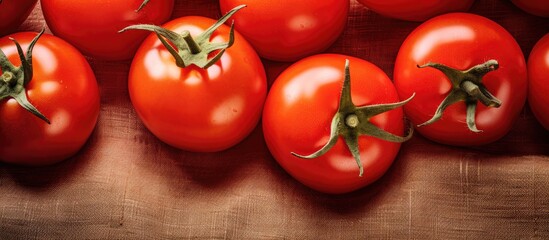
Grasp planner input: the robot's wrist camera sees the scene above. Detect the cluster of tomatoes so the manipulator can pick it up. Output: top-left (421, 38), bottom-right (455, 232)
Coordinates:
top-left (0, 0), bottom-right (547, 194)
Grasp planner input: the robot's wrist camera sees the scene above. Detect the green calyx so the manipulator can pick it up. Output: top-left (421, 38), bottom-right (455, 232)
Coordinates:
top-left (120, 5), bottom-right (245, 69)
top-left (0, 29), bottom-right (50, 124)
top-left (292, 59), bottom-right (415, 177)
top-left (417, 60), bottom-right (501, 132)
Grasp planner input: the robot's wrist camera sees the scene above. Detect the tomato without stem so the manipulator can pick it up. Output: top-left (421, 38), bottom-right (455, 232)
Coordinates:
top-left (219, 0), bottom-right (349, 62)
top-left (528, 33), bottom-right (549, 130)
top-left (394, 13), bottom-right (527, 146)
top-left (263, 54), bottom-right (411, 194)
top-left (40, 0), bottom-right (174, 61)
top-left (126, 11), bottom-right (267, 152)
top-left (0, 31), bottom-right (100, 165)
top-left (0, 0), bottom-right (38, 36)
top-left (511, 0), bottom-right (549, 17)
top-left (356, 0), bottom-right (474, 22)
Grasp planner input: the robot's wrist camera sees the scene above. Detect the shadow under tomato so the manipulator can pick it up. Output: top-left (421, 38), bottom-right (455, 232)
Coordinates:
top-left (410, 106), bottom-right (549, 156)
top-left (469, 106), bottom-right (549, 156)
top-left (264, 141), bottom-right (413, 219)
top-left (1, 127), bottom-right (99, 191)
top-left (165, 123), bottom-right (270, 190)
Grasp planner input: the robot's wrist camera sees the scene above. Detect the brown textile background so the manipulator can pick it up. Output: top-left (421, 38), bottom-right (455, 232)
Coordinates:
top-left (1, 0), bottom-right (549, 239)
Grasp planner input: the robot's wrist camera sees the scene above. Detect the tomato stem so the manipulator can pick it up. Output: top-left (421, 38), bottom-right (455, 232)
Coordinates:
top-left (120, 5), bottom-right (246, 69)
top-left (345, 114), bottom-right (360, 128)
top-left (181, 30), bottom-right (202, 54)
top-left (1, 72), bottom-right (15, 86)
top-left (0, 29), bottom-right (50, 124)
top-left (417, 59), bottom-right (501, 132)
top-left (292, 59), bottom-right (414, 177)
top-left (461, 80), bottom-right (501, 107)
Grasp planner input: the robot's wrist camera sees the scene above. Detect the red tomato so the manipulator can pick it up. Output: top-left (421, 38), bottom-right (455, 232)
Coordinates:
top-left (511, 0), bottom-right (549, 17)
top-left (263, 54), bottom-right (410, 194)
top-left (128, 15), bottom-right (267, 152)
top-left (219, 0), bottom-right (349, 62)
top-left (0, 31), bottom-right (100, 165)
top-left (394, 13), bottom-right (527, 146)
top-left (0, 0), bottom-right (37, 36)
top-left (528, 33), bottom-right (549, 130)
top-left (357, 0), bottom-right (474, 22)
top-left (40, 0), bottom-right (174, 61)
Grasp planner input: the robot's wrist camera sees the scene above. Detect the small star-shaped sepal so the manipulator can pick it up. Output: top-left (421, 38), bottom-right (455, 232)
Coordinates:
top-left (120, 5), bottom-right (245, 69)
top-left (417, 60), bottom-right (501, 132)
top-left (292, 59), bottom-right (415, 177)
top-left (0, 29), bottom-right (50, 124)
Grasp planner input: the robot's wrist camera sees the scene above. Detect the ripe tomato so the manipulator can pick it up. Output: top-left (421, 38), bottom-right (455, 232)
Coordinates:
top-left (511, 0), bottom-right (549, 17)
top-left (356, 0), bottom-right (474, 22)
top-left (40, 0), bottom-right (174, 61)
top-left (126, 9), bottom-right (267, 152)
top-left (219, 0), bottom-right (349, 62)
top-left (528, 33), bottom-right (549, 130)
top-left (0, 31), bottom-right (100, 165)
top-left (0, 0), bottom-right (38, 36)
top-left (263, 54), bottom-right (412, 194)
top-left (394, 13), bottom-right (527, 146)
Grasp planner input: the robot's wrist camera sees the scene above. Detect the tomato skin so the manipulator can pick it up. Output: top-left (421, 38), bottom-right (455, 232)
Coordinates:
top-left (394, 13), bottom-right (527, 146)
top-left (0, 0), bottom-right (38, 36)
top-left (0, 32), bottom-right (100, 165)
top-left (40, 0), bottom-right (174, 61)
top-left (219, 0), bottom-right (349, 62)
top-left (129, 16), bottom-right (267, 152)
top-left (356, 0), bottom-right (474, 22)
top-left (263, 54), bottom-right (405, 194)
top-left (528, 33), bottom-right (549, 130)
top-left (511, 0), bottom-right (549, 17)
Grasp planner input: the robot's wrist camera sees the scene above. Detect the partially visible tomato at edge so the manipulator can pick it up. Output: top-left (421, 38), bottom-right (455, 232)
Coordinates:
top-left (263, 54), bottom-right (406, 194)
top-left (0, 0), bottom-right (38, 36)
top-left (219, 0), bottom-right (349, 62)
top-left (0, 32), bottom-right (100, 165)
top-left (356, 0), bottom-right (474, 22)
top-left (394, 13), bottom-right (527, 146)
top-left (128, 16), bottom-right (267, 152)
top-left (40, 0), bottom-right (174, 61)
top-left (511, 0), bottom-right (549, 17)
top-left (528, 33), bottom-right (549, 130)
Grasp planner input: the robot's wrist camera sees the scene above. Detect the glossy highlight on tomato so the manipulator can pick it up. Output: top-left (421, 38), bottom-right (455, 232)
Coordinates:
top-left (0, 32), bottom-right (100, 165)
top-left (394, 13), bottom-right (527, 146)
top-left (528, 33), bottom-right (549, 130)
top-left (0, 0), bottom-right (38, 36)
top-left (219, 0), bottom-right (349, 62)
top-left (357, 0), bottom-right (474, 22)
top-left (263, 54), bottom-right (408, 194)
top-left (128, 15), bottom-right (267, 152)
top-left (40, 0), bottom-right (174, 61)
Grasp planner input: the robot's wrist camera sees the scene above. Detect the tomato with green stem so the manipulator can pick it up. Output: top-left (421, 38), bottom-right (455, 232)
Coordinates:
top-left (528, 33), bottom-right (549, 130)
top-left (0, 0), bottom-right (38, 36)
top-left (394, 13), bottom-right (527, 146)
top-left (121, 5), bottom-right (267, 152)
top-left (0, 30), bottom-right (100, 165)
top-left (40, 0), bottom-right (174, 61)
top-left (219, 0), bottom-right (349, 62)
top-left (263, 54), bottom-right (413, 194)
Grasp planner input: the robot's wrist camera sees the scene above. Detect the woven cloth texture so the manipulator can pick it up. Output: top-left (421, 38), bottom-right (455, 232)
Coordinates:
top-left (1, 0), bottom-right (548, 239)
